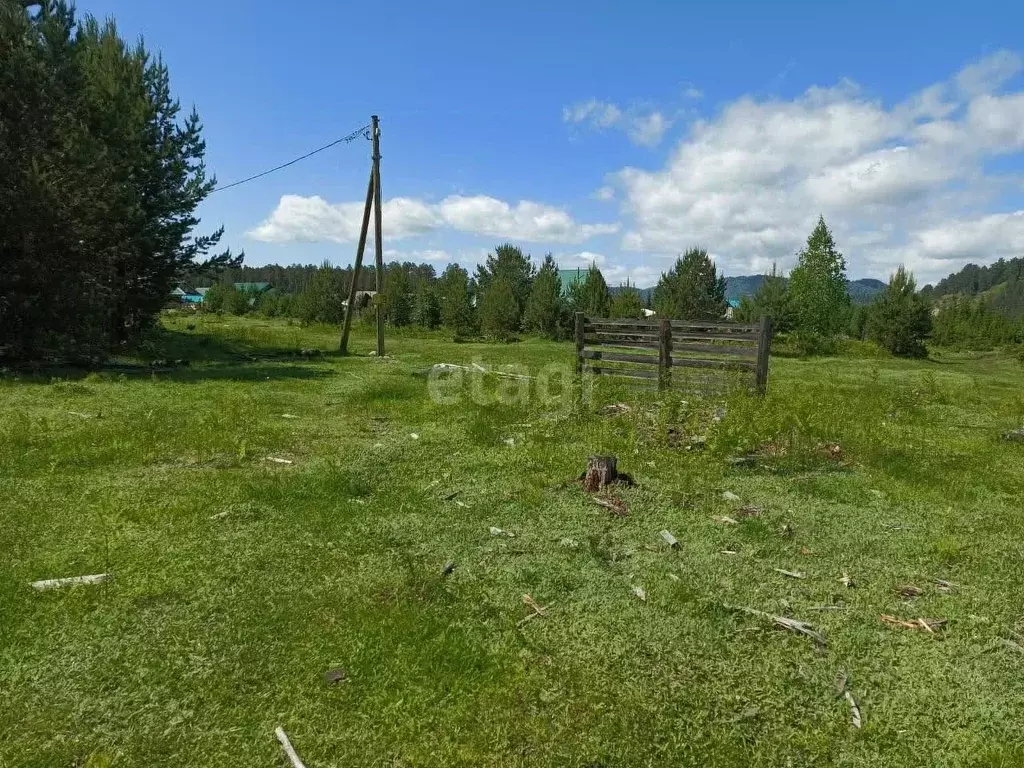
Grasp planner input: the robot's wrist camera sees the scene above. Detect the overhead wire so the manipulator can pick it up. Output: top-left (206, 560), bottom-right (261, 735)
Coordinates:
top-left (210, 123), bottom-right (371, 193)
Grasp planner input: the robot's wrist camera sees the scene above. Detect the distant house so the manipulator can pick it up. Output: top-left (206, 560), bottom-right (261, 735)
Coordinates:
top-left (171, 285), bottom-right (204, 305)
top-left (341, 290), bottom-right (377, 312)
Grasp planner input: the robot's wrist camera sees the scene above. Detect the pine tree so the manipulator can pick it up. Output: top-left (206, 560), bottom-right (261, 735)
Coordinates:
top-left (297, 263), bottom-right (346, 324)
top-left (570, 264), bottom-right (611, 317)
top-left (437, 263), bottom-right (475, 336)
top-left (479, 278), bottom-right (520, 340)
top-left (652, 248), bottom-right (727, 320)
top-left (866, 266), bottom-right (931, 357)
top-left (744, 263), bottom-right (795, 331)
top-left (413, 282), bottom-right (441, 329)
top-left (474, 243), bottom-right (535, 324)
top-left (788, 217), bottom-right (850, 339)
top-left (609, 285), bottom-right (644, 319)
top-left (381, 265), bottom-right (413, 326)
top-left (523, 255), bottom-right (563, 337)
top-left (0, 2), bottom-right (238, 359)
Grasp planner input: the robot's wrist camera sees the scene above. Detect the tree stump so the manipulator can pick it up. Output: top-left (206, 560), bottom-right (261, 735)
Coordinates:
top-left (583, 455), bottom-right (618, 493)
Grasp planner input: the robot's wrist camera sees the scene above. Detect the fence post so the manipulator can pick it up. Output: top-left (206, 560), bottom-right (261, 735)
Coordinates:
top-left (755, 315), bottom-right (773, 394)
top-left (658, 318), bottom-right (672, 391)
top-left (574, 312), bottom-right (585, 375)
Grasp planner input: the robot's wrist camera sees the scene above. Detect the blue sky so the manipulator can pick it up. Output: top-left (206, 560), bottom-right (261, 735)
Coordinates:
top-left (85, 0), bottom-right (1024, 285)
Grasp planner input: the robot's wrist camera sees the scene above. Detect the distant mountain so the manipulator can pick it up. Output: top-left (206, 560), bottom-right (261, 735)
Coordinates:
top-left (921, 257), bottom-right (1024, 320)
top-left (608, 276), bottom-right (885, 308)
top-left (723, 275), bottom-right (885, 305)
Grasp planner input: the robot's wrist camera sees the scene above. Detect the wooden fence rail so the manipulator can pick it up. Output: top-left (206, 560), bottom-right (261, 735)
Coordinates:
top-left (575, 313), bottom-right (773, 394)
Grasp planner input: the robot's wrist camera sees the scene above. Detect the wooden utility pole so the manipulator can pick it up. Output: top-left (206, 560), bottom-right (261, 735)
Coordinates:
top-left (338, 115), bottom-right (385, 356)
top-left (339, 168), bottom-right (375, 354)
top-left (371, 115), bottom-right (385, 357)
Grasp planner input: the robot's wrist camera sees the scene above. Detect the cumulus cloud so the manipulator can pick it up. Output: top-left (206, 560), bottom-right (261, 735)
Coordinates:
top-left (249, 194), bottom-right (618, 246)
top-left (615, 50), bottom-right (1024, 281)
top-left (563, 99), bottom-right (674, 147)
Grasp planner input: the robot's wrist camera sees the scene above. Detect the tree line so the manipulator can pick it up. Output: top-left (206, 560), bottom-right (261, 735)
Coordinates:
top-left (0, 1), bottom-right (237, 361)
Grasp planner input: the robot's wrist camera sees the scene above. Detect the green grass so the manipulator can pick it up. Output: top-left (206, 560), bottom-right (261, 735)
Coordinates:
top-left (2, 313), bottom-right (1024, 767)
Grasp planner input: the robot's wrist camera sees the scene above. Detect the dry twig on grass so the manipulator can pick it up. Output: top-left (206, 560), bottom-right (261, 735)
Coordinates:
top-left (880, 614), bottom-right (947, 633)
top-left (593, 495), bottom-right (628, 517)
top-left (774, 568), bottom-right (806, 579)
top-left (518, 594), bottom-right (553, 626)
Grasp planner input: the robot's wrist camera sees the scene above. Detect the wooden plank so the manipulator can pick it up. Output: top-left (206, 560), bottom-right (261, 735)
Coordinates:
top-left (574, 312), bottom-right (585, 375)
top-left (670, 358), bottom-right (756, 371)
top-left (755, 315), bottom-right (773, 394)
top-left (670, 320), bottom-right (758, 332)
top-left (582, 350), bottom-right (661, 366)
top-left (673, 331), bottom-right (760, 342)
top-left (585, 328), bottom-right (659, 339)
top-left (582, 365), bottom-right (661, 380)
top-left (586, 318), bottom-right (661, 329)
top-left (671, 343), bottom-right (758, 358)
top-left (584, 339), bottom-right (660, 351)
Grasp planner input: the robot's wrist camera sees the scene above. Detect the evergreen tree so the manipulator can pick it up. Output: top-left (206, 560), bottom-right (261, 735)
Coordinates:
top-left (437, 263), bottom-right (475, 336)
top-left (609, 285), bottom-right (645, 319)
top-left (740, 263), bottom-right (795, 331)
top-left (297, 262), bottom-right (345, 325)
top-left (474, 243), bottom-right (535, 322)
top-left (523, 255), bottom-right (563, 337)
top-left (788, 217), bottom-right (850, 338)
top-left (479, 278), bottom-right (520, 340)
top-left (381, 264), bottom-right (413, 326)
top-left (866, 266), bottom-right (932, 357)
top-left (0, 2), bottom-right (238, 359)
top-left (413, 282), bottom-right (441, 329)
top-left (570, 264), bottom-right (611, 317)
top-left (652, 248), bottom-right (727, 320)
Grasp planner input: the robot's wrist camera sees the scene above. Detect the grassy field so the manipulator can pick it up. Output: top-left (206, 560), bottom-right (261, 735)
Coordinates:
top-left (3, 314), bottom-right (1024, 767)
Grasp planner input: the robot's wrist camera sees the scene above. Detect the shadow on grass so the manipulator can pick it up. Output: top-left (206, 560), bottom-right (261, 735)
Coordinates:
top-left (1, 327), bottom-right (341, 384)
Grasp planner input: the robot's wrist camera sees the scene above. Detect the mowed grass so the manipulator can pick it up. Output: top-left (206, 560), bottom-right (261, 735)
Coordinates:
top-left (2, 314), bottom-right (1024, 767)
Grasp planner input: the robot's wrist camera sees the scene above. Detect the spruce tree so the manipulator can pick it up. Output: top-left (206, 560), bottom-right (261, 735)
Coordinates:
top-left (609, 285), bottom-right (644, 319)
top-left (788, 217), bottom-right (850, 339)
top-left (652, 248), bottom-right (727, 320)
top-left (523, 255), bottom-right (563, 337)
top-left (479, 278), bottom-right (520, 340)
top-left (437, 263), bottom-right (475, 337)
top-left (570, 264), bottom-right (611, 317)
top-left (866, 266), bottom-right (931, 357)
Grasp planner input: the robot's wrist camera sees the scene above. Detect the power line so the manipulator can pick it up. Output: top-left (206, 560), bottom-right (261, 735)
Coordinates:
top-left (211, 124), bottom-right (371, 193)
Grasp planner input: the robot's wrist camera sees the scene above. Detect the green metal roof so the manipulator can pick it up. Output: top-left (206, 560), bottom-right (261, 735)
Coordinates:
top-left (557, 268), bottom-right (586, 297)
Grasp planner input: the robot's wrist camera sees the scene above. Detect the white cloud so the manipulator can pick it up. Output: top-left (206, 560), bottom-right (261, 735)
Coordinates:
top-left (956, 50), bottom-right (1022, 97)
top-left (628, 112), bottom-right (672, 147)
top-left (615, 50), bottom-right (1024, 281)
top-left (563, 99), bottom-right (675, 147)
top-left (438, 195), bottom-right (618, 242)
top-left (593, 185), bottom-right (616, 202)
top-left (248, 195), bottom-right (438, 244)
top-left (683, 84), bottom-right (703, 100)
top-left (249, 194), bottom-right (618, 246)
top-left (562, 99), bottom-right (623, 128)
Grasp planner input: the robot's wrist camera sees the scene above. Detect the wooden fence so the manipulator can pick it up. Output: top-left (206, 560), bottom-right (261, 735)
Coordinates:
top-left (574, 313), bottom-right (773, 394)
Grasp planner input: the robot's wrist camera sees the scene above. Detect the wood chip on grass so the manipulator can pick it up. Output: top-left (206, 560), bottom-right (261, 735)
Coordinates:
top-left (594, 495), bottom-right (628, 517)
top-left (31, 573), bottom-right (110, 591)
top-left (774, 568), bottom-right (806, 579)
top-left (724, 604), bottom-right (827, 647)
top-left (880, 615), bottom-right (948, 633)
top-left (844, 691), bottom-right (862, 729)
top-left (275, 727), bottom-right (308, 768)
